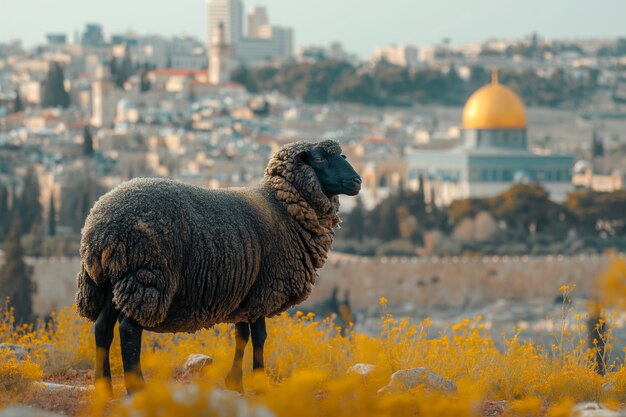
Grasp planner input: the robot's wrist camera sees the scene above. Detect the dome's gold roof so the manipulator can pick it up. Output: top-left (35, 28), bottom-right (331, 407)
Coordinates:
top-left (462, 70), bottom-right (527, 129)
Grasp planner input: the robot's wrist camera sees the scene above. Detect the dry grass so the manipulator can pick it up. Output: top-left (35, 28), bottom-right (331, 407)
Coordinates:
top-left (1, 260), bottom-right (626, 416)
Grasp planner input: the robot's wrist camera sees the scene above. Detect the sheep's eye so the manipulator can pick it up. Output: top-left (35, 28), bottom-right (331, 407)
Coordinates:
top-left (313, 156), bottom-right (325, 164)
top-left (341, 154), bottom-right (347, 159)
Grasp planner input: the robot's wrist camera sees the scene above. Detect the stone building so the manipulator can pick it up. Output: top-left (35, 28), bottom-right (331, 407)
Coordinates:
top-left (408, 70), bottom-right (574, 205)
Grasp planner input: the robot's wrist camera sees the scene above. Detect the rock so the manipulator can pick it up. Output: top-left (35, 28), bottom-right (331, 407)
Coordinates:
top-left (182, 354), bottom-right (213, 375)
top-left (208, 389), bottom-right (274, 417)
top-left (34, 382), bottom-right (91, 393)
top-left (570, 402), bottom-right (626, 417)
top-left (347, 363), bottom-right (377, 376)
top-left (421, 230), bottom-right (445, 256)
top-left (602, 381), bottom-right (616, 392)
top-left (377, 368), bottom-right (457, 394)
top-left (474, 211), bottom-right (498, 242)
top-left (133, 386), bottom-right (275, 417)
top-left (0, 406), bottom-right (67, 417)
top-left (36, 344), bottom-right (57, 360)
top-left (483, 400), bottom-right (507, 417)
top-left (0, 343), bottom-right (28, 361)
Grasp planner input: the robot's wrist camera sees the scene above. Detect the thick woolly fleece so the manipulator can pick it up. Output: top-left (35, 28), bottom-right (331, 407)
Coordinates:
top-left (75, 140), bottom-right (342, 332)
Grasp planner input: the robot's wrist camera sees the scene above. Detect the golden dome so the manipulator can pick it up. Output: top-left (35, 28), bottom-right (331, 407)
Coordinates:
top-left (462, 70), bottom-right (527, 129)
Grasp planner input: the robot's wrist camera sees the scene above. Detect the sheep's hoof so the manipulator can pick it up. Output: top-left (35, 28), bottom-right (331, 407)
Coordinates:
top-left (224, 371), bottom-right (243, 393)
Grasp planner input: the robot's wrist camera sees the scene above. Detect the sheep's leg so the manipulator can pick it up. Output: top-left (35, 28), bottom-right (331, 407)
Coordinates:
top-left (119, 313), bottom-right (145, 394)
top-left (250, 317), bottom-right (267, 371)
top-left (94, 289), bottom-right (120, 391)
top-left (225, 321), bottom-right (249, 392)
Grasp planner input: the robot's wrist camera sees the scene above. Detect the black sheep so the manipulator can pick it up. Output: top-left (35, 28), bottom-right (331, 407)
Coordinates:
top-left (75, 140), bottom-right (361, 393)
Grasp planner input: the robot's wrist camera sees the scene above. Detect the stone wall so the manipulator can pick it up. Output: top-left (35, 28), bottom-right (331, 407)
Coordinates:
top-left (2, 253), bottom-right (619, 316)
top-left (309, 253), bottom-right (616, 313)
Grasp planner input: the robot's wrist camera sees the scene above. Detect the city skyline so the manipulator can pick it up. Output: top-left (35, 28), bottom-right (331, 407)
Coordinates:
top-left (0, 0), bottom-right (624, 57)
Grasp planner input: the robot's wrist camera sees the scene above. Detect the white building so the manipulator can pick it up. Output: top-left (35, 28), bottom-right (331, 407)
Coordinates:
top-left (170, 36), bottom-right (208, 70)
top-left (207, 0), bottom-right (293, 66)
top-left (207, 0), bottom-right (243, 45)
top-left (209, 22), bottom-right (232, 85)
top-left (408, 71), bottom-right (573, 205)
top-left (373, 44), bottom-right (418, 68)
top-left (91, 65), bottom-right (117, 128)
top-left (247, 6), bottom-right (268, 38)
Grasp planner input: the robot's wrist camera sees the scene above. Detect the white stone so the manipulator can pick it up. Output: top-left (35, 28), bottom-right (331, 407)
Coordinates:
top-left (160, 386), bottom-right (275, 417)
top-left (602, 381), bottom-right (616, 392)
top-left (347, 363), bottom-right (377, 376)
top-left (182, 354), bottom-right (213, 375)
top-left (0, 343), bottom-right (28, 361)
top-left (35, 382), bottom-right (91, 393)
top-left (0, 406), bottom-right (67, 417)
top-left (377, 367), bottom-right (457, 394)
top-left (570, 402), bottom-right (626, 417)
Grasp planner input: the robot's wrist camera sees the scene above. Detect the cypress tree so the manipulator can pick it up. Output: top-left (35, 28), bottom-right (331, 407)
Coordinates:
top-left (13, 89), bottom-right (23, 113)
top-left (113, 46), bottom-right (134, 89)
top-left (376, 195), bottom-right (400, 242)
top-left (0, 219), bottom-right (36, 324)
top-left (83, 126), bottom-right (94, 157)
top-left (42, 62), bottom-right (70, 108)
top-left (343, 197), bottom-right (366, 242)
top-left (0, 183), bottom-right (10, 241)
top-left (16, 166), bottom-right (42, 235)
top-left (48, 191), bottom-right (56, 237)
top-left (109, 58), bottom-right (118, 79)
top-left (140, 70), bottom-right (151, 93)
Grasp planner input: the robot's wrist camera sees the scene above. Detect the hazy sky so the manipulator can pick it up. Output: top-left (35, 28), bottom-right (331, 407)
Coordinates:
top-left (0, 0), bottom-right (622, 57)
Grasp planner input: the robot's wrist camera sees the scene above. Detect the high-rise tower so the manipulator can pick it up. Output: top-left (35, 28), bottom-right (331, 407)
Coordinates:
top-left (247, 6), bottom-right (268, 38)
top-left (207, 0), bottom-right (243, 45)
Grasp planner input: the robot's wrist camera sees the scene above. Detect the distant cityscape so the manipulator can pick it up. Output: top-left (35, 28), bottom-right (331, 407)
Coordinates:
top-left (0, 0), bottom-right (626, 261)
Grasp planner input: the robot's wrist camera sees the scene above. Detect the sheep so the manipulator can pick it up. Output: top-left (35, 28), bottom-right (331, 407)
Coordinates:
top-left (75, 139), bottom-right (361, 393)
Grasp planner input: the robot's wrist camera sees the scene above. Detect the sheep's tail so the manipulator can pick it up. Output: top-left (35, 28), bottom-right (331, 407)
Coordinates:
top-left (111, 269), bottom-right (176, 328)
top-left (75, 263), bottom-right (106, 322)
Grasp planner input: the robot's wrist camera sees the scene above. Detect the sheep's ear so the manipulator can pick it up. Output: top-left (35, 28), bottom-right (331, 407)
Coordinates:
top-left (296, 151), bottom-right (309, 163)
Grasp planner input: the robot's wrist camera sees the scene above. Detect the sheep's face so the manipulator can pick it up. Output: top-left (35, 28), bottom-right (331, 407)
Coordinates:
top-left (298, 146), bottom-right (362, 197)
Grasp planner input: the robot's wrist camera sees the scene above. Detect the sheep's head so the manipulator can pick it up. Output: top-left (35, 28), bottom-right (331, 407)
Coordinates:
top-left (295, 141), bottom-right (362, 198)
top-left (264, 140), bottom-right (360, 232)
top-left (265, 140), bottom-right (361, 194)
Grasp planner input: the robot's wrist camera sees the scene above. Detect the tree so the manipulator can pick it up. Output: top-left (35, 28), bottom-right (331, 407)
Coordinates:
top-left (13, 89), bottom-right (23, 113)
top-left (564, 190), bottom-right (626, 236)
top-left (83, 126), bottom-right (94, 157)
top-left (0, 183), bottom-right (10, 241)
top-left (490, 184), bottom-right (565, 237)
top-left (48, 191), bottom-right (56, 237)
top-left (592, 127), bottom-right (604, 158)
top-left (42, 62), bottom-right (70, 108)
top-left (449, 197), bottom-right (492, 224)
top-left (371, 195), bottom-right (401, 241)
top-left (16, 166), bottom-right (42, 235)
top-left (140, 70), bottom-right (151, 93)
top-left (110, 46), bottom-right (135, 89)
top-left (231, 66), bottom-right (249, 86)
top-left (342, 197), bottom-right (366, 242)
top-left (0, 220), bottom-right (36, 324)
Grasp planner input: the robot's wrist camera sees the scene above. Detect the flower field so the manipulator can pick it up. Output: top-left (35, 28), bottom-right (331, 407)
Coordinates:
top-left (1, 260), bottom-right (626, 417)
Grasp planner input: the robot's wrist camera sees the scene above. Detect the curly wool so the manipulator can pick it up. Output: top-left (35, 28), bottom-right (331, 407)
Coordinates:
top-left (75, 140), bottom-right (343, 333)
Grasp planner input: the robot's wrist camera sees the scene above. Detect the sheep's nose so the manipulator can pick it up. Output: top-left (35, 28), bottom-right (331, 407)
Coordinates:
top-left (352, 176), bottom-right (362, 185)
